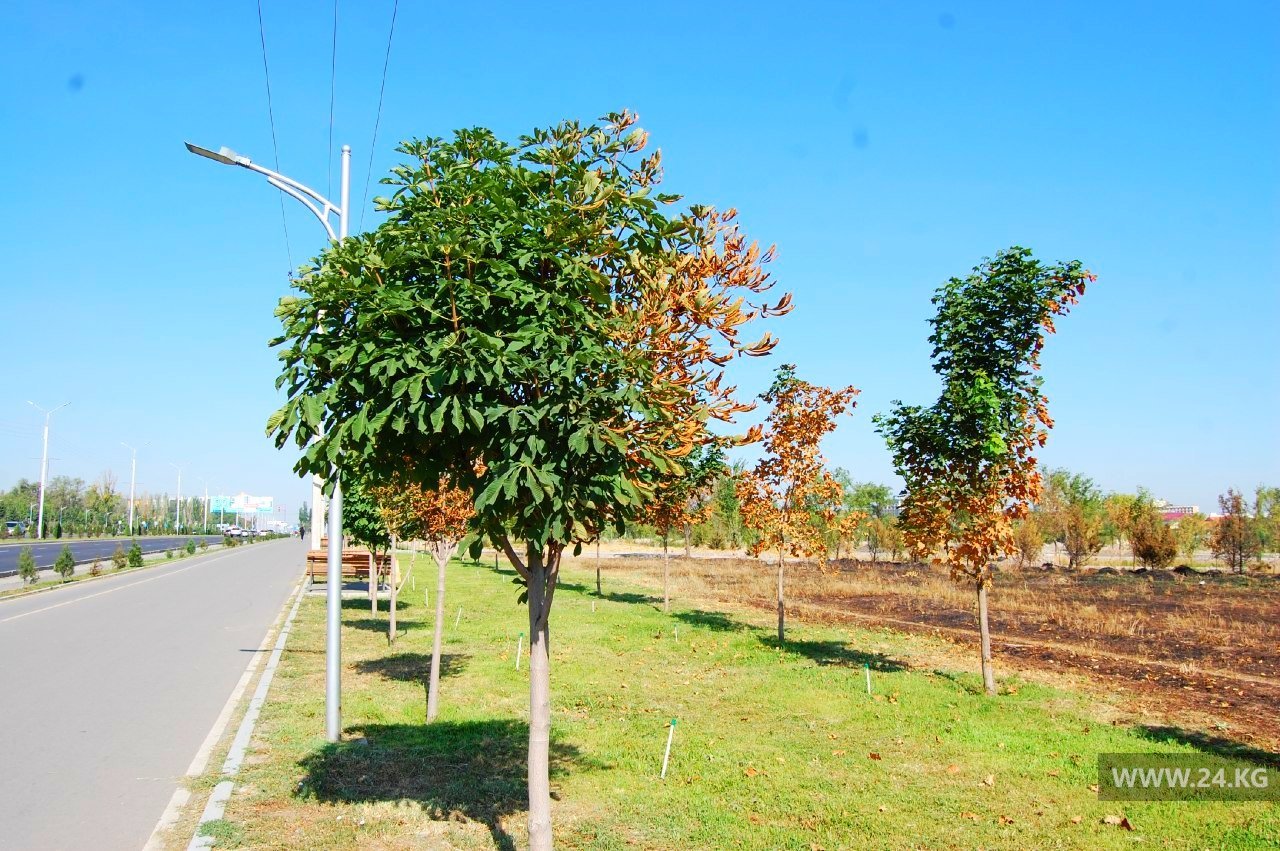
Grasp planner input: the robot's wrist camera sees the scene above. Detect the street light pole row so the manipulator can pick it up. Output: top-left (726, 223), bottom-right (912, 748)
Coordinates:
top-left (186, 140), bottom-right (350, 743)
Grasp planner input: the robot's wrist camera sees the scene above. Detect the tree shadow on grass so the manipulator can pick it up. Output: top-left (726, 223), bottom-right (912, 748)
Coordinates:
top-left (297, 720), bottom-right (590, 851)
top-left (1136, 726), bottom-right (1280, 769)
top-left (342, 618), bottom-right (427, 633)
top-left (760, 637), bottom-right (908, 672)
top-left (355, 652), bottom-right (469, 685)
top-left (340, 597), bottom-right (416, 613)
top-left (673, 609), bottom-right (750, 633)
top-left (601, 590), bottom-right (661, 606)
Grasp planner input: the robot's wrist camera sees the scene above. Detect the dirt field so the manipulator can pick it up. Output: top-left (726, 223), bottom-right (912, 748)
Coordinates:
top-left (573, 549), bottom-right (1280, 758)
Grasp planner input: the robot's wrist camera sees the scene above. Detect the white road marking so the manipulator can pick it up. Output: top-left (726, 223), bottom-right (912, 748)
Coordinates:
top-left (0, 550), bottom-right (245, 625)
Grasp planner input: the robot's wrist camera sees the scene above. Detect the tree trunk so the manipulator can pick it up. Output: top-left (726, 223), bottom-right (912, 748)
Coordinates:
top-left (662, 533), bottom-right (670, 613)
top-left (526, 545), bottom-right (555, 851)
top-left (977, 582), bottom-right (996, 696)
top-left (427, 551), bottom-right (448, 721)
top-left (777, 549), bottom-right (786, 644)
top-left (595, 540), bottom-right (601, 596)
top-left (389, 535), bottom-right (398, 644)
top-left (683, 523), bottom-right (691, 558)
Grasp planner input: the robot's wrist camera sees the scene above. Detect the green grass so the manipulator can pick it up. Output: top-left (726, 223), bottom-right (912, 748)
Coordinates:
top-left (213, 556), bottom-right (1279, 849)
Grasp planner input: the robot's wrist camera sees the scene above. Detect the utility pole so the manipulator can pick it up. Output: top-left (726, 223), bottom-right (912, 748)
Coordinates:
top-left (198, 478), bottom-right (210, 534)
top-left (28, 401), bottom-right (69, 540)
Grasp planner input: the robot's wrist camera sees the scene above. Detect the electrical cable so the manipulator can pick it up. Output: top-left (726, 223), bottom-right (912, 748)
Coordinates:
top-left (358, 0), bottom-right (400, 234)
top-left (256, 0), bottom-right (295, 277)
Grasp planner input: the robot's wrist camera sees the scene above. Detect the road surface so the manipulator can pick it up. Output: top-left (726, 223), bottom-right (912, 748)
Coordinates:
top-left (0, 539), bottom-right (306, 851)
top-left (0, 536), bottom-right (224, 578)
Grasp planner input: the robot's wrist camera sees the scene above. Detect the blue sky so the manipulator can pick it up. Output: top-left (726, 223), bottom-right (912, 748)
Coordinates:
top-left (1, 0), bottom-right (1276, 516)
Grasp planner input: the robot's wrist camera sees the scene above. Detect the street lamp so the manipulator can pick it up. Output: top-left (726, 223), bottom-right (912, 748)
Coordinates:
top-left (186, 139), bottom-right (349, 743)
top-left (170, 463), bottom-right (183, 534)
top-left (28, 400), bottom-right (69, 539)
top-left (121, 441), bottom-right (146, 536)
top-left (197, 477), bottom-right (210, 534)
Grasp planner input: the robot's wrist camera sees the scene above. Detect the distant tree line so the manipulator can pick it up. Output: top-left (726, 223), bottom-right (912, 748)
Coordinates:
top-left (0, 474), bottom-right (218, 538)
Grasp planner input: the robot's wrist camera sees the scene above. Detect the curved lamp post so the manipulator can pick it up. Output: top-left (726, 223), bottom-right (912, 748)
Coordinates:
top-left (185, 141), bottom-right (349, 743)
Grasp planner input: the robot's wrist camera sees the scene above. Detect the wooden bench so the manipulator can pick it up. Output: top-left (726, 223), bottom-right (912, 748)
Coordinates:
top-left (306, 548), bottom-right (392, 582)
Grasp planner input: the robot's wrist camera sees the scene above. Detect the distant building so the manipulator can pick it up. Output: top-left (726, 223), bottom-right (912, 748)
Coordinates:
top-left (1152, 500), bottom-right (1200, 523)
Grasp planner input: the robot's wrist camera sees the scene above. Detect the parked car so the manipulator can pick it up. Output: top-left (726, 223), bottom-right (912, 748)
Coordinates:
top-left (4, 520), bottom-right (27, 537)
top-left (225, 526), bottom-right (243, 537)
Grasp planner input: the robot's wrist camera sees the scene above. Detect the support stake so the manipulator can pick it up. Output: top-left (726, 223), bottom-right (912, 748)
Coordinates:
top-left (660, 719), bottom-right (677, 779)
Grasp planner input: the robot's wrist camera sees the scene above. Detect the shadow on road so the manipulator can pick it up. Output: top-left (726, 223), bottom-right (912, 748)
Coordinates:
top-left (297, 719), bottom-right (591, 850)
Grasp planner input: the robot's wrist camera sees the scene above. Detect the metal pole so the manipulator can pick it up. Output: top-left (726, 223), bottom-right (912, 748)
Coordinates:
top-left (323, 145), bottom-right (351, 744)
top-left (325, 477), bottom-right (343, 742)
top-left (36, 414), bottom-right (50, 540)
top-left (129, 450), bottom-right (136, 534)
top-left (28, 401), bottom-right (67, 540)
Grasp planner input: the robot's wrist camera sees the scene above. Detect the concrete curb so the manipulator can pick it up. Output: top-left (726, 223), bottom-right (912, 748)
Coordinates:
top-left (183, 575), bottom-right (310, 850)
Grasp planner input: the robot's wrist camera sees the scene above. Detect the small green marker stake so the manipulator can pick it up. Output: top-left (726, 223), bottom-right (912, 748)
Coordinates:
top-left (516, 632), bottom-right (524, 670)
top-left (865, 664), bottom-right (872, 695)
top-left (661, 718), bottom-right (677, 779)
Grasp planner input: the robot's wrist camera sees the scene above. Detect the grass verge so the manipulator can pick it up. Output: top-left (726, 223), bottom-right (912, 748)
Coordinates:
top-left (208, 556), bottom-right (1279, 849)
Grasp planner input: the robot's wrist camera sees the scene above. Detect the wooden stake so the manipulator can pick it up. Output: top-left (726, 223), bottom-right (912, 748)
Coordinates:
top-left (515, 632), bottom-right (524, 670)
top-left (660, 719), bottom-right (677, 779)
top-left (865, 664), bottom-right (872, 695)
top-left (455, 605), bottom-right (462, 628)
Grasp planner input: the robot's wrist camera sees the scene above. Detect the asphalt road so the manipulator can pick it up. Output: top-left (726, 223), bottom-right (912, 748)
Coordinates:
top-left (0, 539), bottom-right (306, 851)
top-left (0, 536), bottom-right (224, 578)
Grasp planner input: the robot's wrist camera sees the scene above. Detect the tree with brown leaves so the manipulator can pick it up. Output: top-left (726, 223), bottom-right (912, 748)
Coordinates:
top-left (738, 364), bottom-right (858, 644)
top-left (877, 247), bottom-right (1093, 695)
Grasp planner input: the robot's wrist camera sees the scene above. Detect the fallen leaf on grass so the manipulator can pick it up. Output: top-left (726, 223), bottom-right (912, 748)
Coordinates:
top-left (982, 774), bottom-right (995, 787)
top-left (999, 815), bottom-right (1015, 825)
top-left (744, 766), bottom-right (761, 777)
top-left (1102, 815), bottom-right (1134, 830)
top-left (946, 764), bottom-right (961, 774)
top-left (877, 805), bottom-right (887, 813)
top-left (831, 749), bottom-right (846, 756)
top-left (959, 812), bottom-right (980, 822)
top-left (1088, 784), bottom-right (1099, 793)
top-left (868, 752), bottom-right (882, 761)
top-left (1070, 816), bottom-right (1082, 824)
top-left (748, 813), bottom-right (762, 825)
top-left (1046, 770), bottom-right (1060, 777)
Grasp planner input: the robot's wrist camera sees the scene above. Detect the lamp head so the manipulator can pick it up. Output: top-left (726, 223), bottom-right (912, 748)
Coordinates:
top-left (184, 142), bottom-right (249, 167)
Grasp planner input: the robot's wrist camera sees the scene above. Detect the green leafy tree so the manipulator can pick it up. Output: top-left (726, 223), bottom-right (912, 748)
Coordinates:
top-left (266, 111), bottom-right (787, 848)
top-left (17, 546), bottom-right (38, 584)
top-left (1255, 485), bottom-right (1279, 556)
top-left (1045, 469), bottom-right (1107, 569)
top-left (1174, 512), bottom-right (1209, 562)
top-left (54, 544), bottom-right (75, 580)
top-left (876, 247), bottom-right (1093, 695)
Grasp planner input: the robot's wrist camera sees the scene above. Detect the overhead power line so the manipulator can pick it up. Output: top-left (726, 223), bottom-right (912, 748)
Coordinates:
top-left (255, 0), bottom-right (294, 278)
top-left (327, 0), bottom-right (339, 201)
top-left (359, 0), bottom-right (400, 233)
